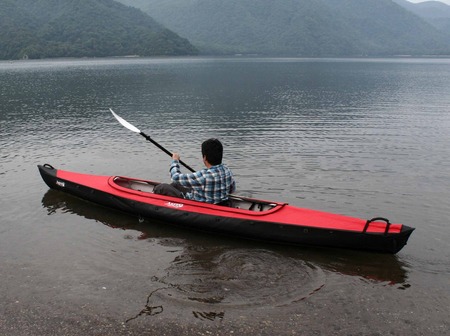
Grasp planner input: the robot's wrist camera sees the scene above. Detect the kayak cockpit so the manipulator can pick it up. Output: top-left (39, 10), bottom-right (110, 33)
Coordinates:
top-left (111, 176), bottom-right (281, 212)
top-left (114, 176), bottom-right (156, 193)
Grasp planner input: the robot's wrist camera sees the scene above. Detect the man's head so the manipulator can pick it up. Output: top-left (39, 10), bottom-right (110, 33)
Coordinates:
top-left (201, 138), bottom-right (223, 166)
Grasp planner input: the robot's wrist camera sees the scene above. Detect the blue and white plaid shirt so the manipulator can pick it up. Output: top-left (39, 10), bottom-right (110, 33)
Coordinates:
top-left (170, 160), bottom-right (236, 204)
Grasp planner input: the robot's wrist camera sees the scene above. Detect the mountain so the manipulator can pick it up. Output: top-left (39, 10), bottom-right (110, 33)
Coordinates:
top-left (393, 0), bottom-right (450, 32)
top-left (0, 0), bottom-right (198, 60)
top-left (117, 0), bottom-right (450, 56)
top-left (322, 0), bottom-right (449, 54)
top-left (393, 0), bottom-right (450, 18)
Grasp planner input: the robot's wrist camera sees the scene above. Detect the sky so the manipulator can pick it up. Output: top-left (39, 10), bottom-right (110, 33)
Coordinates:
top-left (408, 0), bottom-right (450, 5)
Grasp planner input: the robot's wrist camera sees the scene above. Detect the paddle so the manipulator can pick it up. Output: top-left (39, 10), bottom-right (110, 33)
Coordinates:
top-left (109, 108), bottom-right (196, 172)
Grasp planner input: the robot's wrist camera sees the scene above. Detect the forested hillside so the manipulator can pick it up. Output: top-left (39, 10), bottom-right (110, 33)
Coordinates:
top-left (118, 0), bottom-right (450, 56)
top-left (0, 0), bottom-right (198, 60)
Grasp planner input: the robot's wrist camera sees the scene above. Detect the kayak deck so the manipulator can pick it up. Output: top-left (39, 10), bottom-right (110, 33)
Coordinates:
top-left (110, 176), bottom-right (404, 234)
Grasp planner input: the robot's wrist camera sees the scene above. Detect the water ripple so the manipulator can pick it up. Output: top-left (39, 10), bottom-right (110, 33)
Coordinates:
top-left (150, 247), bottom-right (326, 309)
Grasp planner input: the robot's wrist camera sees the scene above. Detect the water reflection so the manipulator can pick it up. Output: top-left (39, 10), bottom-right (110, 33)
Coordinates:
top-left (41, 190), bottom-right (410, 298)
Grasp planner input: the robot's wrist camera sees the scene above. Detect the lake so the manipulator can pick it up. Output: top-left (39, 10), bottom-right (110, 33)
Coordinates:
top-left (0, 57), bottom-right (449, 335)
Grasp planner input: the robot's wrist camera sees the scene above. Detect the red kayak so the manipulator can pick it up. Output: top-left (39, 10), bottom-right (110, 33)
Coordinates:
top-left (38, 164), bottom-right (414, 253)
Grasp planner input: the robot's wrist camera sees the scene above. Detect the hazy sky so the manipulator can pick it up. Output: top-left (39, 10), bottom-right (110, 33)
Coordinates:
top-left (408, 0), bottom-right (450, 5)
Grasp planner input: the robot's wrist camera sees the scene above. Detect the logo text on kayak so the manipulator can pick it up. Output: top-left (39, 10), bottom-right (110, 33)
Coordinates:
top-left (166, 202), bottom-right (184, 208)
top-left (56, 180), bottom-right (65, 187)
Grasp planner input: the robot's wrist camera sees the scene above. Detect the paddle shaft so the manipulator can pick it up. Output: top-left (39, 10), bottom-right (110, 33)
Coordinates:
top-left (139, 131), bottom-right (196, 173)
top-left (110, 108), bottom-right (196, 173)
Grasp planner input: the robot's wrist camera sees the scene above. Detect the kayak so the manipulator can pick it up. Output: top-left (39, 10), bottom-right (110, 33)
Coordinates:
top-left (38, 164), bottom-right (414, 253)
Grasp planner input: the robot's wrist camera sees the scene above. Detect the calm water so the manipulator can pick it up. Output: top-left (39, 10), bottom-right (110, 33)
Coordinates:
top-left (1, 57), bottom-right (449, 335)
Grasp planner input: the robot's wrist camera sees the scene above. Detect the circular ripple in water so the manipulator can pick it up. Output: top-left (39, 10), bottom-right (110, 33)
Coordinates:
top-left (151, 247), bottom-right (326, 309)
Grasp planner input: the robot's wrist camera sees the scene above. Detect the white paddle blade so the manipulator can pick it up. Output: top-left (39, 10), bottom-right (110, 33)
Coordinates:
top-left (109, 108), bottom-right (141, 133)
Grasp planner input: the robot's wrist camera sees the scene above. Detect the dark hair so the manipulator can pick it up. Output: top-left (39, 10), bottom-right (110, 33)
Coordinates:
top-left (201, 138), bottom-right (223, 165)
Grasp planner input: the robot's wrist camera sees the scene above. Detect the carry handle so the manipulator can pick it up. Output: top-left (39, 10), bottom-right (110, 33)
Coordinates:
top-left (363, 217), bottom-right (391, 235)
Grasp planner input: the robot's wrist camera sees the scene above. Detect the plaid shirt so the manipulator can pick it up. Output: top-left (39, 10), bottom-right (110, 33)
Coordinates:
top-left (170, 160), bottom-right (236, 204)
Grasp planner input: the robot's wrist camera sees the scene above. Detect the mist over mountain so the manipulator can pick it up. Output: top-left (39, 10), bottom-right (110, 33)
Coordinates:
top-left (394, 0), bottom-right (450, 33)
top-left (0, 0), bottom-right (198, 60)
top-left (118, 0), bottom-right (450, 56)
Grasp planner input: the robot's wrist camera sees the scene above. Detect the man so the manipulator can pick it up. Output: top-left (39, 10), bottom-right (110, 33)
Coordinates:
top-left (154, 138), bottom-right (236, 205)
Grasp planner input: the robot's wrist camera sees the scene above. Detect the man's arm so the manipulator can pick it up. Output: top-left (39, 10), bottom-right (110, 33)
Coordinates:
top-left (169, 154), bottom-right (205, 189)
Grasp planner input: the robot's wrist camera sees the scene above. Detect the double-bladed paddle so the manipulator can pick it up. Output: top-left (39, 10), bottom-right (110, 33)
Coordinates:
top-left (109, 108), bottom-right (196, 172)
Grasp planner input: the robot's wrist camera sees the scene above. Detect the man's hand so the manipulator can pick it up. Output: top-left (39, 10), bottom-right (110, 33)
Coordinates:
top-left (172, 153), bottom-right (180, 161)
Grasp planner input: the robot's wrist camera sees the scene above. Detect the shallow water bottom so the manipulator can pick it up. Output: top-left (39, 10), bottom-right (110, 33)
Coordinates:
top-left (1, 259), bottom-right (448, 336)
